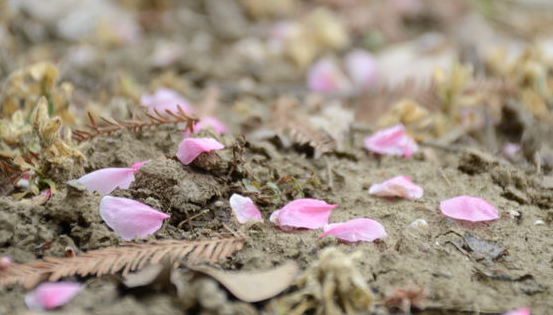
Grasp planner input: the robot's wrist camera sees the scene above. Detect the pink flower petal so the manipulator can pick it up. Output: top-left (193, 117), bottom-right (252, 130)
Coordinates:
top-left (229, 193), bottom-right (263, 223)
top-left (503, 143), bottom-right (520, 160)
top-left (141, 88), bottom-right (193, 116)
top-left (369, 176), bottom-right (423, 199)
top-left (0, 256), bottom-right (12, 270)
top-left (307, 58), bottom-right (351, 93)
top-left (364, 124), bottom-right (418, 157)
top-left (77, 161), bottom-right (149, 195)
top-left (344, 49), bottom-right (378, 89)
top-left (176, 137), bottom-right (225, 165)
top-left (270, 198), bottom-right (337, 229)
top-left (440, 195), bottom-right (500, 222)
top-left (99, 196), bottom-right (170, 241)
top-left (183, 116), bottom-right (228, 136)
top-left (25, 282), bottom-right (81, 311)
top-left (319, 218), bottom-right (387, 242)
top-left (503, 308), bottom-right (531, 315)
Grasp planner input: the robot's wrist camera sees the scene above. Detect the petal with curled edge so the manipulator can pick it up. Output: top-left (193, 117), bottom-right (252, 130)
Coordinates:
top-left (176, 137), bottom-right (225, 165)
top-left (440, 195), bottom-right (499, 222)
top-left (320, 218), bottom-right (387, 242)
top-left (25, 282), bottom-right (81, 311)
top-left (270, 198), bottom-right (337, 229)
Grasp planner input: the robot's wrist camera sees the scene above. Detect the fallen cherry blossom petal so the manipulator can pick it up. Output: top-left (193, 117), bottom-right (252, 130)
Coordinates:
top-left (344, 49), bottom-right (378, 89)
top-left (503, 308), bottom-right (531, 315)
top-left (307, 58), bottom-right (351, 93)
top-left (77, 160), bottom-right (149, 195)
top-left (176, 137), bottom-right (225, 165)
top-left (141, 87), bottom-right (193, 116)
top-left (503, 143), bottom-right (521, 160)
top-left (369, 176), bottom-right (423, 199)
top-left (440, 195), bottom-right (499, 222)
top-left (364, 124), bottom-right (418, 157)
top-left (0, 256), bottom-right (12, 270)
top-left (320, 218), bottom-right (387, 242)
top-left (100, 196), bottom-right (170, 241)
top-left (183, 116), bottom-right (228, 136)
top-left (270, 198), bottom-right (337, 229)
top-left (229, 193), bottom-right (263, 223)
top-left (25, 282), bottom-right (81, 311)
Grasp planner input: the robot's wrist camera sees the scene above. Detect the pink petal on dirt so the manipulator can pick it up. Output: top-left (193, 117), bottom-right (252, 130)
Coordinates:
top-left (503, 143), bottom-right (520, 160)
top-left (183, 117), bottom-right (228, 136)
top-left (369, 176), bottom-right (423, 199)
top-left (319, 218), bottom-right (387, 242)
top-left (503, 308), bottom-right (531, 315)
top-left (307, 58), bottom-right (351, 93)
top-left (77, 161), bottom-right (149, 195)
top-left (364, 124), bottom-right (418, 157)
top-left (176, 137), bottom-right (225, 165)
top-left (229, 193), bottom-right (263, 223)
top-left (344, 49), bottom-right (378, 89)
top-left (440, 195), bottom-right (499, 222)
top-left (141, 88), bottom-right (193, 116)
top-left (25, 282), bottom-right (81, 311)
top-left (0, 256), bottom-right (12, 270)
top-left (99, 196), bottom-right (170, 241)
top-left (269, 198), bottom-right (337, 229)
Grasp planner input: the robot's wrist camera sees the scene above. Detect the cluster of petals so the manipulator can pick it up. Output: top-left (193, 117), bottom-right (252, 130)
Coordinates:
top-left (270, 198), bottom-right (337, 229)
top-left (141, 87), bottom-right (192, 116)
top-left (99, 196), bottom-right (170, 241)
top-left (364, 124), bottom-right (418, 157)
top-left (320, 218), bottom-right (387, 242)
top-left (184, 116), bottom-right (228, 136)
top-left (77, 160), bottom-right (149, 195)
top-left (25, 282), bottom-right (81, 311)
top-left (503, 308), bottom-right (531, 315)
top-left (440, 195), bottom-right (499, 222)
top-left (229, 194), bottom-right (263, 224)
top-left (369, 176), bottom-right (423, 199)
top-left (176, 137), bottom-right (225, 165)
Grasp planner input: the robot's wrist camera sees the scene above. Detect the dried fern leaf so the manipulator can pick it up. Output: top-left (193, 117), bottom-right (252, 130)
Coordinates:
top-left (0, 237), bottom-right (245, 289)
top-left (72, 107), bottom-right (198, 143)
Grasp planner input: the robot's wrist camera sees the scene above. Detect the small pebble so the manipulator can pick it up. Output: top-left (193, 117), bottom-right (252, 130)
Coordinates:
top-left (214, 200), bottom-right (225, 208)
top-left (409, 218), bottom-right (428, 228)
top-left (508, 210), bottom-right (520, 218)
top-left (534, 220), bottom-right (545, 225)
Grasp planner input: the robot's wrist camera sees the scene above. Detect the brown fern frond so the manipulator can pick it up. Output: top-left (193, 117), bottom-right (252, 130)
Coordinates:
top-left (0, 237), bottom-right (246, 289)
top-left (72, 106), bottom-right (198, 143)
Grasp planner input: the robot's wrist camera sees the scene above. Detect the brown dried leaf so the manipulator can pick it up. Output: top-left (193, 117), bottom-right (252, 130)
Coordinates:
top-left (0, 237), bottom-right (245, 289)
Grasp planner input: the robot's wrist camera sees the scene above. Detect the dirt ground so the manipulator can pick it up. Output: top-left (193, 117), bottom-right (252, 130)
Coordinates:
top-left (1, 1), bottom-right (553, 314)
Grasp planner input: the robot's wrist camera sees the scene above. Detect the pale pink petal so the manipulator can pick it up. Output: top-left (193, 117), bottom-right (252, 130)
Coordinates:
top-left (176, 137), bottom-right (225, 165)
top-left (503, 308), bottom-right (531, 315)
top-left (78, 161), bottom-right (148, 195)
top-left (503, 143), bottom-right (521, 160)
top-left (307, 58), bottom-right (351, 93)
top-left (0, 256), bottom-right (12, 270)
top-left (364, 124), bottom-right (418, 157)
top-left (344, 49), bottom-right (378, 89)
top-left (141, 88), bottom-right (193, 116)
top-left (25, 282), bottom-right (81, 311)
top-left (369, 176), bottom-right (423, 199)
top-left (229, 193), bottom-right (263, 223)
top-left (319, 218), bottom-right (387, 242)
top-left (270, 198), bottom-right (337, 229)
top-left (440, 195), bottom-right (499, 222)
top-left (99, 196), bottom-right (170, 241)
top-left (183, 117), bottom-right (228, 136)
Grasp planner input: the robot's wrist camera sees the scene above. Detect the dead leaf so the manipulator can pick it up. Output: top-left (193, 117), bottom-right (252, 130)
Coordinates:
top-left (463, 232), bottom-right (507, 261)
top-left (189, 261), bottom-right (298, 302)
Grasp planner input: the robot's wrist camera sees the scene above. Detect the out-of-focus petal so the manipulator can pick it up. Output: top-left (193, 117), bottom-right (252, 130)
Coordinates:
top-left (270, 198), bottom-right (337, 229)
top-left (183, 117), bottom-right (228, 136)
top-left (369, 176), bottom-right (423, 199)
top-left (140, 88), bottom-right (193, 116)
top-left (502, 308), bottom-right (531, 315)
top-left (176, 137), bottom-right (225, 165)
top-left (440, 195), bottom-right (499, 222)
top-left (503, 143), bottom-right (520, 160)
top-left (99, 196), bottom-right (170, 241)
top-left (229, 193), bottom-right (263, 223)
top-left (307, 58), bottom-right (351, 93)
top-left (0, 256), bottom-right (12, 270)
top-left (77, 161), bottom-right (148, 195)
top-left (344, 49), bottom-right (378, 89)
top-left (25, 282), bottom-right (81, 311)
top-left (364, 124), bottom-right (418, 157)
top-left (319, 218), bottom-right (387, 242)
